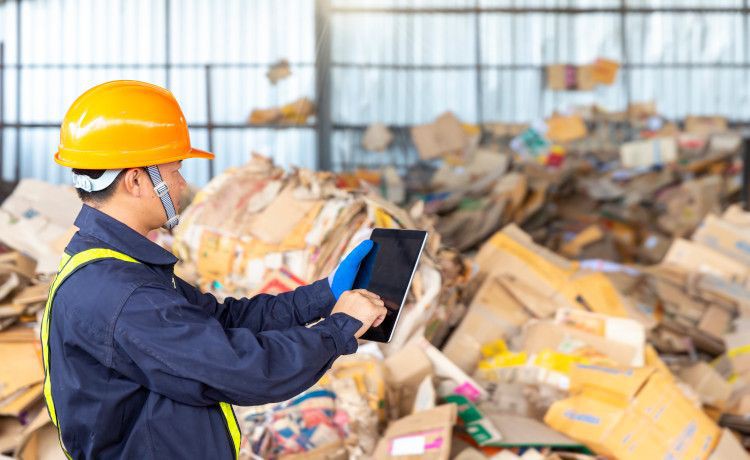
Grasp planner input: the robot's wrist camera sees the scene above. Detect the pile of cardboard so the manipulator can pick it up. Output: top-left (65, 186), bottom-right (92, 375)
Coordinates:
top-left (546, 58), bottom-right (620, 91)
top-left (171, 154), bottom-right (471, 353)
top-left (0, 180), bottom-right (81, 460)
top-left (228, 213), bottom-right (750, 459)
top-left (248, 97), bottom-right (316, 125)
top-left (408, 109), bottom-right (742, 257)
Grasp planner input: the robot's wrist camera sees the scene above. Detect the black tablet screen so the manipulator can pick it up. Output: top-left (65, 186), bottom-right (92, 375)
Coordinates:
top-left (352, 229), bottom-right (427, 342)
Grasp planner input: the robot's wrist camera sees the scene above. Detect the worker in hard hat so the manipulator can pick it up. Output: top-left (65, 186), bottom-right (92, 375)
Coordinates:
top-left (42, 80), bottom-right (387, 459)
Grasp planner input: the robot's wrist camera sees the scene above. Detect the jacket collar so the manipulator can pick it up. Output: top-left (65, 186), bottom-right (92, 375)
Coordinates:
top-left (71, 204), bottom-right (178, 266)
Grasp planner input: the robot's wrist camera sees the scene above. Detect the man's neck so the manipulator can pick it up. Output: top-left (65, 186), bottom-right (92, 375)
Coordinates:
top-left (86, 202), bottom-right (153, 237)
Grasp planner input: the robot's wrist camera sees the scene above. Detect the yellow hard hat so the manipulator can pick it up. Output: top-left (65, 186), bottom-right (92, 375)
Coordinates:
top-left (55, 80), bottom-right (214, 169)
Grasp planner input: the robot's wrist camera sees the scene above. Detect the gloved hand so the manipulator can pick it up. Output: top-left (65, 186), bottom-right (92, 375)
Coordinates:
top-left (328, 240), bottom-right (374, 300)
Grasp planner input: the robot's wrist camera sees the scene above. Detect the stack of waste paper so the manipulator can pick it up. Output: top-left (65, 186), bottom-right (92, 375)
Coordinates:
top-left (171, 154), bottom-right (472, 353)
top-left (395, 106), bottom-right (743, 262)
top-left (0, 180), bottom-right (82, 459)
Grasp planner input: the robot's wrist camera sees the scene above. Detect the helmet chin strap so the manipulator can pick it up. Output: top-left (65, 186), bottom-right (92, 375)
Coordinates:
top-left (144, 165), bottom-right (180, 230)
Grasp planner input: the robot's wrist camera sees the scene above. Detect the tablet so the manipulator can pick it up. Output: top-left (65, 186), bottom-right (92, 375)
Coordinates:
top-left (352, 228), bottom-right (428, 343)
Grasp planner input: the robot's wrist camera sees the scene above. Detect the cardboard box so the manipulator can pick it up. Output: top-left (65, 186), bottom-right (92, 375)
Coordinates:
top-left (545, 114), bottom-right (588, 144)
top-left (522, 321), bottom-right (640, 368)
top-left (0, 252), bottom-right (37, 282)
top-left (411, 112), bottom-right (468, 160)
top-left (372, 404), bottom-right (457, 460)
top-left (708, 428), bottom-right (750, 460)
top-left (545, 364), bottom-right (720, 460)
top-left (693, 214), bottom-right (750, 266)
top-left (14, 410), bottom-right (66, 460)
top-left (442, 275), bottom-right (529, 373)
top-left (384, 344), bottom-right (434, 417)
top-left (554, 309), bottom-right (646, 367)
top-left (620, 137), bottom-right (677, 168)
top-left (722, 205), bottom-right (750, 228)
top-left (678, 362), bottom-right (732, 409)
top-left (362, 123), bottom-right (394, 152)
top-left (546, 64), bottom-right (576, 90)
top-left (592, 58), bottom-right (620, 85)
top-left (444, 395), bottom-right (503, 446)
top-left (685, 116), bottom-right (728, 136)
top-left (560, 225), bottom-right (603, 258)
top-left (414, 337), bottom-right (487, 403)
top-left (664, 239), bottom-right (749, 284)
top-left (697, 305), bottom-right (732, 339)
top-left (575, 64), bottom-right (597, 91)
top-left (0, 343), bottom-right (44, 400)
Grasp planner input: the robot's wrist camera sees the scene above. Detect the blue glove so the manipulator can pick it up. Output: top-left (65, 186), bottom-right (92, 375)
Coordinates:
top-left (328, 240), bottom-right (374, 300)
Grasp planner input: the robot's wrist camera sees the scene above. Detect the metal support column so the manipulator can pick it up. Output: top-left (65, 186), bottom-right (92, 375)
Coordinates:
top-left (164, 0), bottom-right (172, 88)
top-left (14, 0), bottom-right (21, 181)
top-left (0, 41), bottom-right (4, 181)
top-left (743, 137), bottom-right (750, 210)
top-left (315, 0), bottom-right (333, 171)
top-left (204, 65), bottom-right (215, 179)
top-left (473, 2), bottom-right (484, 125)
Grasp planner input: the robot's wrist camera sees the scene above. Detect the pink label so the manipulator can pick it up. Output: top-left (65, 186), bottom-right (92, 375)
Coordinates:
top-left (388, 428), bottom-right (445, 456)
top-left (454, 382), bottom-right (481, 402)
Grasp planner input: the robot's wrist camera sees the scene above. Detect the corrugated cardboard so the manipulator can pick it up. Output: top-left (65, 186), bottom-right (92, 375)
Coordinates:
top-left (444, 395), bottom-right (503, 446)
top-left (554, 309), bottom-right (645, 367)
top-left (664, 239), bottom-right (748, 284)
top-left (592, 58), bottom-right (620, 85)
top-left (362, 123), bottom-right (394, 152)
top-left (522, 321), bottom-right (639, 368)
top-left (697, 305), bottom-right (732, 339)
top-left (15, 410), bottom-right (66, 460)
top-left (708, 428), bottom-right (750, 460)
top-left (372, 404), bottom-right (457, 460)
top-left (685, 116), bottom-right (728, 136)
top-left (384, 344), bottom-right (433, 417)
top-left (678, 362), bottom-right (732, 409)
top-left (722, 205), bottom-right (750, 228)
top-left (545, 364), bottom-right (720, 460)
top-left (484, 413), bottom-right (579, 449)
top-left (693, 214), bottom-right (750, 266)
top-left (560, 225), bottom-right (603, 257)
top-left (0, 343), bottom-right (44, 399)
top-left (415, 337), bottom-right (487, 402)
top-left (196, 231), bottom-right (237, 282)
top-left (545, 114), bottom-right (587, 144)
top-left (0, 252), bottom-right (37, 282)
top-left (575, 64), bottom-right (596, 91)
top-left (620, 137), bottom-right (677, 168)
top-left (546, 64), bottom-right (576, 90)
top-left (411, 112), bottom-right (468, 160)
top-left (659, 175), bottom-right (722, 238)
top-left (0, 383), bottom-right (43, 417)
top-left (249, 186), bottom-right (322, 245)
top-left (443, 276), bottom-right (528, 373)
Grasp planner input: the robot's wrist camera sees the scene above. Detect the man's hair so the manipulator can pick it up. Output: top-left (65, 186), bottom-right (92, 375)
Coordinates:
top-left (72, 169), bottom-right (126, 203)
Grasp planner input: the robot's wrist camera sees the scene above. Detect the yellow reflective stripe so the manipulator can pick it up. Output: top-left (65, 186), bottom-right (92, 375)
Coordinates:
top-left (729, 344), bottom-right (750, 358)
top-left (41, 248), bottom-right (139, 458)
top-left (42, 248), bottom-right (242, 459)
top-left (219, 402), bottom-right (241, 459)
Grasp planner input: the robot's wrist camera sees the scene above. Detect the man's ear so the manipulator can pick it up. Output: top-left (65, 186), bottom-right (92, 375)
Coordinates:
top-left (121, 168), bottom-right (146, 198)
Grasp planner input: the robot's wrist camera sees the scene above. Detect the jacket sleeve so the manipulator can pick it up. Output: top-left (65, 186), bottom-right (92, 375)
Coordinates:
top-left (111, 282), bottom-right (361, 407)
top-left (176, 277), bottom-right (337, 333)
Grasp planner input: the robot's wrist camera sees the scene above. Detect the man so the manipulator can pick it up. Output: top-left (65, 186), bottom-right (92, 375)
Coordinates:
top-left (41, 80), bottom-right (387, 459)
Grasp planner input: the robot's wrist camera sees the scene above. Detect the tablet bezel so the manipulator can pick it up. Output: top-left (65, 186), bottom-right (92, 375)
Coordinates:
top-left (360, 228), bottom-right (428, 343)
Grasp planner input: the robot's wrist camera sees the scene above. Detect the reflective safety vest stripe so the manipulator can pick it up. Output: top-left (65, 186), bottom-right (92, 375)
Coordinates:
top-left (41, 248), bottom-right (242, 459)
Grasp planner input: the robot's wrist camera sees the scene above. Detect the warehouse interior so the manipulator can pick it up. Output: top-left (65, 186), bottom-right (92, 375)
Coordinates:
top-left (1, 0), bottom-right (750, 459)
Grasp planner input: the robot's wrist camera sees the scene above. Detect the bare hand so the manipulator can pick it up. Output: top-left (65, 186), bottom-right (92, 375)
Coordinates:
top-left (331, 289), bottom-right (388, 338)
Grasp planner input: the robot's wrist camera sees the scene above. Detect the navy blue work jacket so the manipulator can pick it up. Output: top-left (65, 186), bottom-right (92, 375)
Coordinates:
top-left (46, 204), bottom-right (361, 459)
